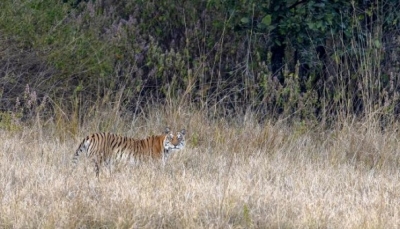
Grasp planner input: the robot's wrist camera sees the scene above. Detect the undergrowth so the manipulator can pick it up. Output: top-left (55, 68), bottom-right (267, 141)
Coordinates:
top-left (1, 103), bottom-right (400, 228)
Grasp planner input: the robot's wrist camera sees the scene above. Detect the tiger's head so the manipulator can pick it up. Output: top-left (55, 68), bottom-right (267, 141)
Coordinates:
top-left (163, 127), bottom-right (186, 151)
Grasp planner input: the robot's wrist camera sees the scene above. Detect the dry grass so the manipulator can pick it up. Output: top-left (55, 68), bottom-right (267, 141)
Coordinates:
top-left (1, 107), bottom-right (400, 228)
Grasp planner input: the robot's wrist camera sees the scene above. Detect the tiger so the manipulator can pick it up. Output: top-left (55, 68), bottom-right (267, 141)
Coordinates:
top-left (72, 127), bottom-right (186, 177)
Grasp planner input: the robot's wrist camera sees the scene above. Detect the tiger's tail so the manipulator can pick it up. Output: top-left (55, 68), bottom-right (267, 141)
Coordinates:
top-left (72, 137), bottom-right (90, 166)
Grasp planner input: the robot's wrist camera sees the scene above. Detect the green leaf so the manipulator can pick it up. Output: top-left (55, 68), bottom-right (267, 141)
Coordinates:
top-left (307, 22), bottom-right (315, 30)
top-left (374, 40), bottom-right (381, 48)
top-left (261, 15), bottom-right (272, 26)
top-left (240, 17), bottom-right (250, 24)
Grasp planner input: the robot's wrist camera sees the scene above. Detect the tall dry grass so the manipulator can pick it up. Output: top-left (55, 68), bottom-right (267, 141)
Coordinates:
top-left (1, 106), bottom-right (400, 228)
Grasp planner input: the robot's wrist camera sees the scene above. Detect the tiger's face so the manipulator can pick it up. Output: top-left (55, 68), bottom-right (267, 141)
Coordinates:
top-left (163, 128), bottom-right (186, 151)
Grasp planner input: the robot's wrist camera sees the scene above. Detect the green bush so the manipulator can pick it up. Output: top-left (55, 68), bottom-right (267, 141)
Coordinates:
top-left (0, 0), bottom-right (399, 125)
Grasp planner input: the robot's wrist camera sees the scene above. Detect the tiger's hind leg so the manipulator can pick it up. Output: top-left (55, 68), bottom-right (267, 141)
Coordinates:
top-left (103, 157), bottom-right (114, 178)
top-left (93, 159), bottom-right (100, 178)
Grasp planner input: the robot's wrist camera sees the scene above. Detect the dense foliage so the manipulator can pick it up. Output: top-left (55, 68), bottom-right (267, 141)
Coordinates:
top-left (0, 0), bottom-right (399, 124)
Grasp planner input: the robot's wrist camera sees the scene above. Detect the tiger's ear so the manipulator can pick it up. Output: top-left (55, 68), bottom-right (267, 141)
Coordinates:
top-left (164, 127), bottom-right (171, 134)
top-left (179, 129), bottom-right (186, 135)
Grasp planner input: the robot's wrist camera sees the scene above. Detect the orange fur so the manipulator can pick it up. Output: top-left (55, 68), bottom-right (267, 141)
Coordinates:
top-left (73, 127), bottom-right (186, 177)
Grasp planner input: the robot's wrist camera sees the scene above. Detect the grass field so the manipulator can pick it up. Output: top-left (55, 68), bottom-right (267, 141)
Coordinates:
top-left (1, 107), bottom-right (400, 228)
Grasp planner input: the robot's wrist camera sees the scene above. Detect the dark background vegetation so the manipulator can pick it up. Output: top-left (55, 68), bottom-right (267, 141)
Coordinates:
top-left (1, 0), bottom-right (399, 126)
